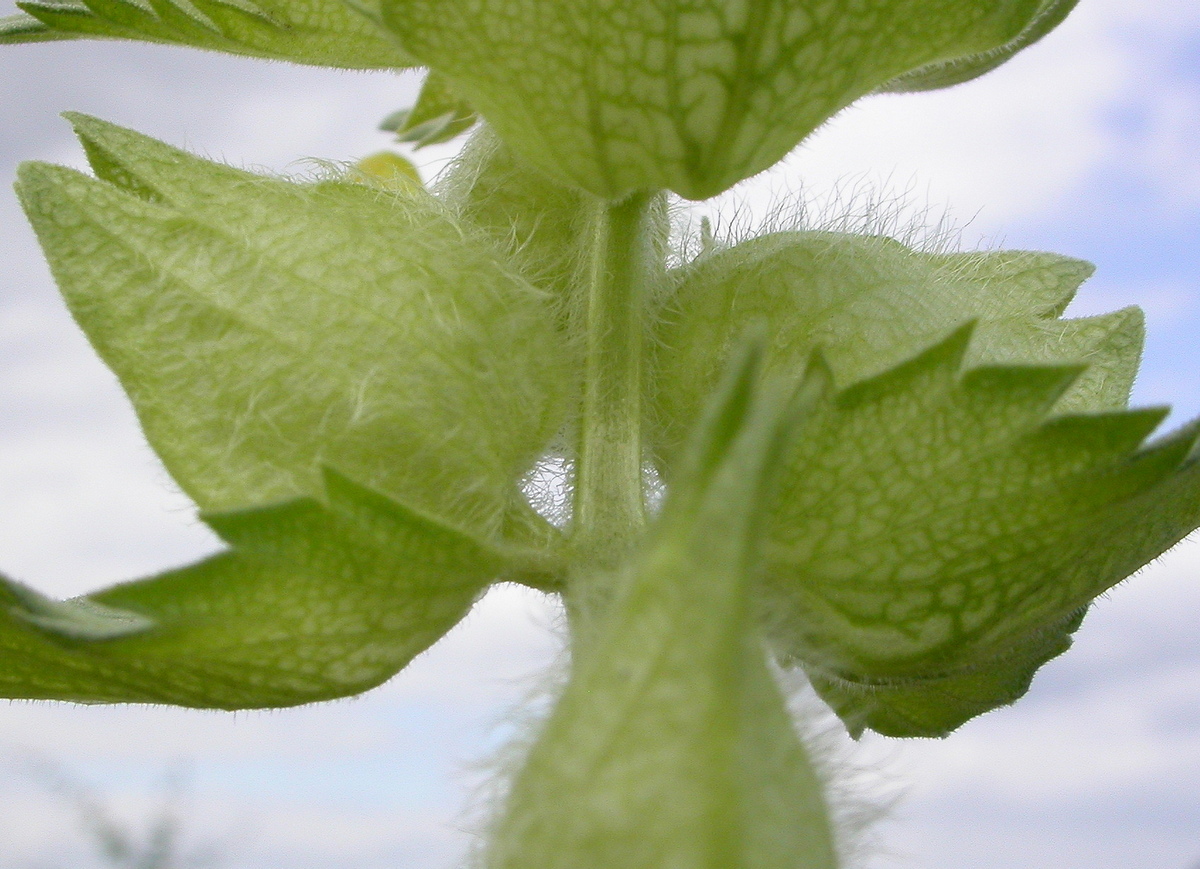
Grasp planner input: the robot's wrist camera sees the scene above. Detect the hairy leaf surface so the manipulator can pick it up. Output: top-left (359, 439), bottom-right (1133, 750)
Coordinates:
top-left (759, 328), bottom-right (1200, 736)
top-left (18, 117), bottom-right (569, 537)
top-left (652, 231), bottom-right (1139, 466)
top-left (0, 472), bottom-right (508, 708)
top-left (1, 0), bottom-right (412, 68)
top-left (383, 0), bottom-right (1066, 198)
top-left (437, 128), bottom-right (591, 303)
top-left (490, 345), bottom-right (836, 869)
top-left (805, 608), bottom-right (1085, 737)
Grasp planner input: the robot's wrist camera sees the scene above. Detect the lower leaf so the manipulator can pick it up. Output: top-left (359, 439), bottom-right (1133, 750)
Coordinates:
top-left (0, 471), bottom-right (507, 708)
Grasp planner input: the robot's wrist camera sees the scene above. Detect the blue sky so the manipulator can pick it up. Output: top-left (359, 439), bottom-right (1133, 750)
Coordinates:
top-left (1, 2), bottom-right (1199, 867)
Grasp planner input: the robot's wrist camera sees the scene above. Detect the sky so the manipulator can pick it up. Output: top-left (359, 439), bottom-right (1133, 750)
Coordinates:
top-left (0, 2), bottom-right (1199, 868)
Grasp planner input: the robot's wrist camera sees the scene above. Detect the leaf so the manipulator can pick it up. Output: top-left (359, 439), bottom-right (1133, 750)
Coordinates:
top-left (756, 327), bottom-right (1200, 736)
top-left (386, 71), bottom-right (478, 149)
top-left (0, 471), bottom-right (509, 708)
top-left (3, 0), bottom-right (412, 69)
top-left (878, 0), bottom-right (1081, 93)
top-left (489, 343), bottom-right (837, 869)
top-left (382, 0), bottom-right (1063, 199)
top-left (6, 580), bottom-right (155, 640)
top-left (651, 230), bottom-right (1138, 467)
top-left (806, 609), bottom-right (1085, 738)
top-left (1, 11), bottom-right (72, 41)
top-left (17, 116), bottom-right (571, 538)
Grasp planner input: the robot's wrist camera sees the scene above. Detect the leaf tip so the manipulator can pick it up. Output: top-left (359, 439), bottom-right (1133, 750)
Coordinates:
top-left (5, 576), bottom-right (156, 641)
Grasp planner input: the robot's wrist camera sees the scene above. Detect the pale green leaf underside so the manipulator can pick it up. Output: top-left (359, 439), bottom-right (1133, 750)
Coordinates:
top-left (807, 608), bottom-right (1084, 737)
top-left (1, 0), bottom-right (412, 69)
top-left (652, 230), bottom-right (1137, 467)
top-left (384, 0), bottom-right (1057, 198)
top-left (759, 328), bottom-right (1200, 736)
top-left (490, 346), bottom-right (836, 869)
top-left (0, 472), bottom-right (503, 708)
top-left (17, 115), bottom-right (569, 537)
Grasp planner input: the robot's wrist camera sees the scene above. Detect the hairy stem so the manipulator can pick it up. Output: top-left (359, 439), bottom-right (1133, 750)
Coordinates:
top-left (568, 191), bottom-right (658, 621)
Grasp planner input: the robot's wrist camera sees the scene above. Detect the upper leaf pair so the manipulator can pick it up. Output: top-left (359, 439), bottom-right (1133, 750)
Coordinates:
top-left (12, 121), bottom-right (1200, 743)
top-left (6, 0), bottom-right (1080, 199)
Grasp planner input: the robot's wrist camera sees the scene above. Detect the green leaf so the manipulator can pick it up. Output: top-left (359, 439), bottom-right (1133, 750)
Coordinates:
top-left (756, 327), bottom-right (1200, 736)
top-left (489, 344), bottom-right (837, 869)
top-left (5, 0), bottom-right (412, 69)
top-left (878, 0), bottom-right (1081, 93)
top-left (6, 580), bottom-right (155, 640)
top-left (386, 71), bottom-right (478, 149)
top-left (382, 0), bottom-right (1063, 199)
top-left (17, 116), bottom-right (570, 537)
top-left (0, 471), bottom-right (509, 708)
top-left (806, 609), bottom-right (1085, 738)
top-left (1, 11), bottom-right (72, 41)
top-left (651, 231), bottom-right (1138, 467)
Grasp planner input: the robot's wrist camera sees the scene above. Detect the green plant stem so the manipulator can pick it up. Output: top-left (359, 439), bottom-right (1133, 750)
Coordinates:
top-left (568, 191), bottom-right (657, 620)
